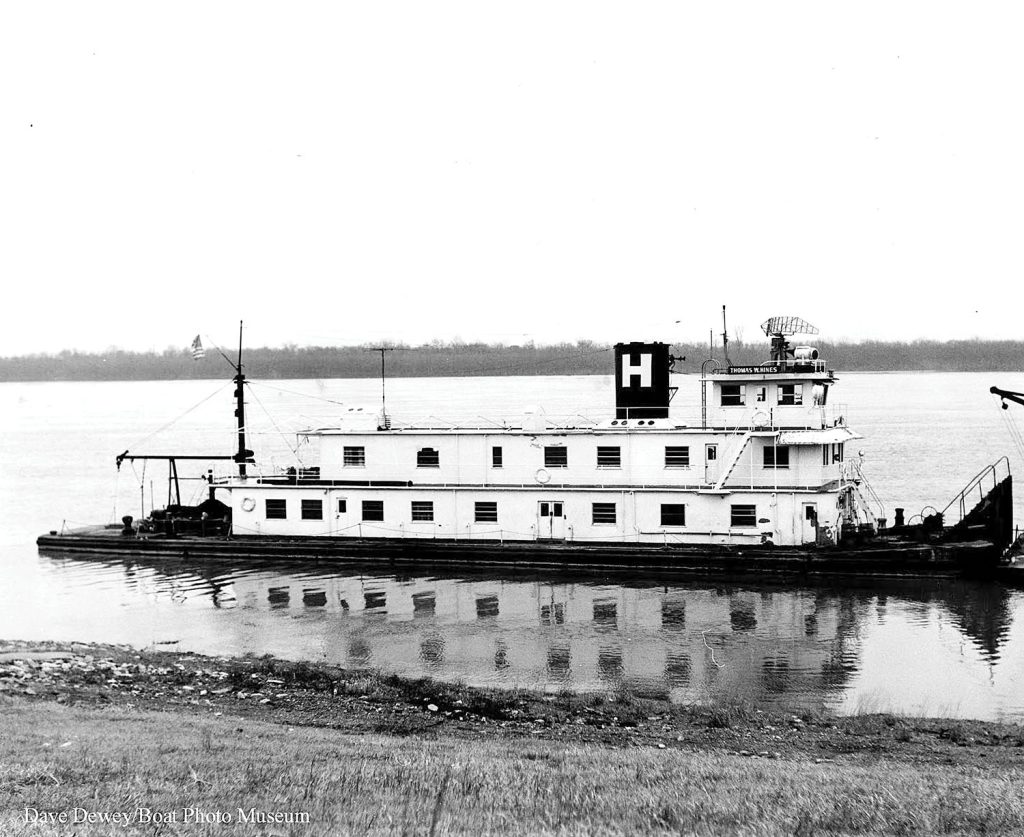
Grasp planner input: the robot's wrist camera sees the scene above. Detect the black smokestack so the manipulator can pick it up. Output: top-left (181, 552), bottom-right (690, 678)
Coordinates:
top-left (614, 342), bottom-right (670, 419)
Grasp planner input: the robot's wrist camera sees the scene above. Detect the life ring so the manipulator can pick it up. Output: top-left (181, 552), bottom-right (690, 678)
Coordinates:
top-left (240, 497), bottom-right (256, 512)
top-left (751, 411), bottom-right (769, 429)
top-left (535, 468), bottom-right (551, 485)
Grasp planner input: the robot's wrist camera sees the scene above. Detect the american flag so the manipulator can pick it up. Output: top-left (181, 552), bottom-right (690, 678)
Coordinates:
top-left (190, 335), bottom-right (206, 360)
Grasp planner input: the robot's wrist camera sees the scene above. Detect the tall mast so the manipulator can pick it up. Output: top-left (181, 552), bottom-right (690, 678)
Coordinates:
top-left (233, 320), bottom-right (254, 476)
top-left (721, 305), bottom-right (731, 367)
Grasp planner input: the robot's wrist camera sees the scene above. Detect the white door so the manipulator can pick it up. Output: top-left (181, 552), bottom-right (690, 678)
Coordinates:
top-left (802, 502), bottom-right (818, 545)
top-left (705, 444), bottom-right (718, 485)
top-left (538, 501), bottom-right (566, 539)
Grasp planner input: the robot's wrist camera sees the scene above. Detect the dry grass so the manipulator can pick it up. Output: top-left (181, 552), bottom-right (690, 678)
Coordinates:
top-left (2, 701), bottom-right (1023, 836)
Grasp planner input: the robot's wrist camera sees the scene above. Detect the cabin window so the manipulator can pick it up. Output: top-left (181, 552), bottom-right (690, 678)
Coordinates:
top-left (337, 499), bottom-right (347, 514)
top-left (411, 501), bottom-right (434, 522)
top-left (544, 446), bottom-right (568, 468)
top-left (475, 501), bottom-right (498, 523)
top-left (492, 446), bottom-right (503, 468)
top-left (720, 384), bottom-right (745, 406)
top-left (416, 447), bottom-right (440, 468)
top-left (755, 386), bottom-right (767, 403)
top-left (592, 502), bottom-right (617, 525)
top-left (730, 504), bottom-right (757, 527)
top-left (763, 445), bottom-right (790, 469)
top-left (665, 446), bottom-right (690, 468)
top-left (362, 500), bottom-right (384, 521)
top-left (778, 383), bottom-right (803, 406)
top-left (833, 443), bottom-right (844, 463)
top-left (301, 499), bottom-right (323, 520)
top-left (265, 499), bottom-right (287, 519)
top-left (822, 445), bottom-right (829, 466)
top-left (596, 446), bottom-right (621, 468)
top-left (343, 446), bottom-right (366, 467)
top-left (660, 504), bottom-right (687, 526)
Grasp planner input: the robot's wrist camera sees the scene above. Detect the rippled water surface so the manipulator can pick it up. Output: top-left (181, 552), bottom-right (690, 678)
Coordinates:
top-left (4, 371), bottom-right (1024, 720)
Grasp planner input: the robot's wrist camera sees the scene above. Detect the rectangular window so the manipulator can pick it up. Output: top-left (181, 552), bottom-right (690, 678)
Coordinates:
top-left (544, 446), bottom-right (568, 468)
top-left (755, 386), bottom-right (767, 403)
top-left (337, 499), bottom-right (347, 514)
top-left (665, 446), bottom-right (690, 468)
top-left (660, 504), bottom-right (687, 526)
top-left (763, 445), bottom-right (790, 469)
top-left (596, 446), bottom-right (621, 468)
top-left (592, 502), bottom-right (617, 525)
top-left (265, 499), bottom-right (287, 519)
top-left (492, 446), bottom-right (503, 468)
top-left (822, 444), bottom-right (829, 466)
top-left (362, 500), bottom-right (384, 521)
top-left (343, 446), bottom-right (366, 467)
top-left (301, 499), bottom-right (323, 520)
top-left (730, 504), bottom-right (757, 527)
top-left (411, 501), bottom-right (434, 522)
top-left (475, 501), bottom-right (498, 523)
top-left (416, 447), bottom-right (440, 467)
top-left (721, 384), bottom-right (745, 406)
top-left (778, 384), bottom-right (803, 406)
top-left (833, 443), bottom-right (844, 463)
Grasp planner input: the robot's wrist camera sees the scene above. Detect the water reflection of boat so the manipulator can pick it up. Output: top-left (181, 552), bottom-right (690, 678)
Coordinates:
top-left (41, 550), bottom-right (1014, 709)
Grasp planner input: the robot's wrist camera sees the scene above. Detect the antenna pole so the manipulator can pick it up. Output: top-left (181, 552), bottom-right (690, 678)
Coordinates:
top-left (233, 320), bottom-right (253, 477)
top-left (721, 305), bottom-right (730, 366)
top-left (368, 347), bottom-right (394, 429)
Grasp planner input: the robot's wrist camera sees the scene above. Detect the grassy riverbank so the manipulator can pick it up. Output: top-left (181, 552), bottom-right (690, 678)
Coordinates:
top-left (3, 642), bottom-right (1023, 835)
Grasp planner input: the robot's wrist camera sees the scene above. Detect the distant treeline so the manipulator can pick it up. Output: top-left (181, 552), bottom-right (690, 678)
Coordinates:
top-left (2, 339), bottom-right (1023, 382)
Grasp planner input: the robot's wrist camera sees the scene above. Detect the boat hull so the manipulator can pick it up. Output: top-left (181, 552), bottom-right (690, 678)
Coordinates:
top-left (36, 529), bottom-right (1001, 579)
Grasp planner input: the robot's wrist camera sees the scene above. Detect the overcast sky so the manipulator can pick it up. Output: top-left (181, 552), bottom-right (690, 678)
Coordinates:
top-left (3, 2), bottom-right (1022, 355)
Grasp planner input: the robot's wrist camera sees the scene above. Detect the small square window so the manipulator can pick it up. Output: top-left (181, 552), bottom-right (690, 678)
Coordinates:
top-left (362, 500), bottom-right (384, 521)
top-left (492, 446), bottom-right (503, 468)
top-left (416, 447), bottom-right (440, 467)
top-left (731, 504), bottom-right (757, 527)
top-left (475, 501), bottom-right (498, 523)
top-left (665, 446), bottom-right (690, 468)
top-left (763, 445), bottom-right (790, 469)
top-left (301, 499), bottom-right (323, 520)
top-left (411, 501), bottom-right (434, 522)
top-left (592, 502), bottom-right (617, 525)
top-left (778, 384), bottom-right (803, 406)
top-left (596, 446), bottom-right (621, 468)
top-left (265, 499), bottom-right (286, 519)
top-left (544, 447), bottom-right (568, 468)
top-left (721, 384), bottom-right (745, 406)
top-left (344, 446), bottom-right (366, 467)
top-left (660, 504), bottom-right (686, 526)
top-left (755, 386), bottom-right (767, 402)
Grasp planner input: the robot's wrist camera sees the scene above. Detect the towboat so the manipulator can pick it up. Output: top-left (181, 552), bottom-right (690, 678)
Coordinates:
top-left (37, 317), bottom-right (1014, 577)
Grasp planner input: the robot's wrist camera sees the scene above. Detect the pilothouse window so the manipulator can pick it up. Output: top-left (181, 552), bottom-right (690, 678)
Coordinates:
top-left (343, 447), bottom-right (366, 467)
top-left (778, 384), bottom-right (803, 406)
top-left (721, 385), bottom-right (745, 406)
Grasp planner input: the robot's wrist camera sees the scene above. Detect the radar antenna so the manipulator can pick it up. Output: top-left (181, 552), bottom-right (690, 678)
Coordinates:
top-left (760, 316), bottom-right (819, 362)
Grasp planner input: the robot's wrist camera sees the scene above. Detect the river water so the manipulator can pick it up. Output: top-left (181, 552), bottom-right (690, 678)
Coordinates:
top-left (3, 371), bottom-right (1024, 721)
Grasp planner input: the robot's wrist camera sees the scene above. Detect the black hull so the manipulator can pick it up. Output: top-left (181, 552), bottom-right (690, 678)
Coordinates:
top-left (36, 530), bottom-right (1001, 579)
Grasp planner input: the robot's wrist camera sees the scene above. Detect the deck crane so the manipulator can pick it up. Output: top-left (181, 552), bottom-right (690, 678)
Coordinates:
top-left (991, 386), bottom-right (1024, 410)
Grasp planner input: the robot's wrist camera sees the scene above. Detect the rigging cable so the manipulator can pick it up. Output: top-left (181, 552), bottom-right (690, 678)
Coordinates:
top-left (126, 382), bottom-right (232, 451)
top-left (245, 382), bottom-right (303, 464)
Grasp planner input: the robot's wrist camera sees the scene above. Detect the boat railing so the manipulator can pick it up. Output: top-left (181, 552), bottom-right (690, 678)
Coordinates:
top-left (940, 456), bottom-right (1011, 528)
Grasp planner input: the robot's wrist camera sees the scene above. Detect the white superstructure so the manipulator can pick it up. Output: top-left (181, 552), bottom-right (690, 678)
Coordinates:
top-left (216, 320), bottom-right (872, 548)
